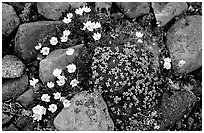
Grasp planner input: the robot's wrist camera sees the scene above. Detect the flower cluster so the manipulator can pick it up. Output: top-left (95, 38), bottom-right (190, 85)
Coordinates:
top-left (75, 6), bottom-right (91, 15)
top-left (178, 59), bottom-right (185, 67)
top-left (29, 78), bottom-right (39, 88)
top-left (62, 13), bottom-right (73, 24)
top-left (163, 57), bottom-right (171, 70)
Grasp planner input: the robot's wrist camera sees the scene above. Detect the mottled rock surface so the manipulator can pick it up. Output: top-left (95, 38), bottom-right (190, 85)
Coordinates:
top-left (54, 91), bottom-right (114, 131)
top-left (2, 113), bottom-right (13, 125)
top-left (2, 3), bottom-right (20, 37)
top-left (3, 123), bottom-right (19, 131)
top-left (15, 21), bottom-right (64, 63)
top-left (16, 116), bottom-right (35, 131)
top-left (152, 2), bottom-right (188, 27)
top-left (166, 15), bottom-right (202, 75)
top-left (2, 55), bottom-right (25, 78)
top-left (2, 74), bottom-right (28, 101)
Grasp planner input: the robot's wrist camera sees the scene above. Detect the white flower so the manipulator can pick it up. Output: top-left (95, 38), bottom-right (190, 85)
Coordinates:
top-left (32, 105), bottom-right (46, 121)
top-left (164, 57), bottom-right (171, 63)
top-left (40, 47), bottom-right (50, 55)
top-left (67, 13), bottom-right (73, 18)
top-left (83, 21), bottom-right (95, 31)
top-left (62, 17), bottom-right (72, 24)
top-left (41, 94), bottom-right (50, 102)
top-left (60, 35), bottom-right (68, 42)
top-left (178, 60), bottom-right (185, 67)
top-left (50, 37), bottom-right (58, 46)
top-left (137, 39), bottom-right (143, 43)
top-left (29, 78), bottom-right (39, 87)
top-left (93, 32), bottom-right (101, 41)
top-left (82, 6), bottom-right (91, 13)
top-left (63, 99), bottom-right (71, 108)
top-left (52, 68), bottom-right (62, 77)
top-left (70, 79), bottom-right (79, 87)
top-left (48, 104), bottom-right (57, 113)
top-left (35, 43), bottom-right (42, 50)
top-left (59, 96), bottom-right (66, 102)
top-left (136, 31), bottom-right (144, 38)
top-left (56, 75), bottom-right (66, 86)
top-left (66, 48), bottom-right (75, 55)
top-left (53, 92), bottom-right (61, 100)
top-left (163, 62), bottom-right (171, 70)
top-left (63, 30), bottom-right (71, 36)
top-left (93, 22), bottom-right (101, 29)
top-left (66, 63), bottom-right (76, 73)
top-left (47, 81), bottom-right (55, 88)
top-left (75, 8), bottom-right (84, 15)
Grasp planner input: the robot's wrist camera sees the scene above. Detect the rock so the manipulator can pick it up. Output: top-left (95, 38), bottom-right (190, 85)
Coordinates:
top-left (166, 15), bottom-right (202, 75)
top-left (7, 2), bottom-right (26, 14)
top-left (2, 113), bottom-right (13, 125)
top-left (2, 3), bottom-right (20, 37)
top-left (54, 91), bottom-right (114, 131)
top-left (95, 2), bottom-right (112, 15)
top-left (39, 44), bottom-right (84, 83)
top-left (2, 55), bottom-right (25, 78)
top-left (16, 116), bottom-right (34, 131)
top-left (159, 90), bottom-right (197, 129)
top-left (2, 74), bottom-right (28, 101)
top-left (152, 2), bottom-right (188, 27)
top-left (116, 2), bottom-right (150, 19)
top-left (15, 21), bottom-right (64, 64)
top-left (16, 88), bottom-right (36, 108)
top-left (37, 2), bottom-right (84, 20)
top-left (3, 123), bottom-right (19, 131)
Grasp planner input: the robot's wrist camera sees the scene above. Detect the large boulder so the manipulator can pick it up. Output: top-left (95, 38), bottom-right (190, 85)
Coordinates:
top-left (39, 44), bottom-right (84, 83)
top-left (2, 74), bottom-right (28, 101)
top-left (152, 2), bottom-right (188, 27)
top-left (2, 113), bottom-right (13, 125)
top-left (37, 2), bottom-right (84, 20)
top-left (166, 15), bottom-right (202, 75)
top-left (14, 21), bottom-right (64, 64)
top-left (116, 2), bottom-right (150, 19)
top-left (54, 91), bottom-right (114, 131)
top-left (2, 55), bottom-right (25, 78)
top-left (2, 3), bottom-right (20, 37)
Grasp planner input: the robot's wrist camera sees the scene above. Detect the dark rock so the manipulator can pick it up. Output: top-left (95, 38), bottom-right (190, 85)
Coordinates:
top-left (159, 90), bottom-right (197, 129)
top-left (2, 55), bottom-right (25, 78)
top-left (16, 116), bottom-right (34, 131)
top-left (39, 44), bottom-right (84, 83)
top-left (14, 21), bottom-right (64, 64)
top-left (3, 123), bottom-right (19, 131)
top-left (166, 15), bottom-right (202, 75)
top-left (54, 91), bottom-right (114, 131)
top-left (6, 2), bottom-right (26, 14)
top-left (152, 2), bottom-right (188, 27)
top-left (16, 88), bottom-right (36, 108)
top-left (2, 74), bottom-right (28, 101)
top-left (37, 2), bottom-right (84, 20)
top-left (116, 2), bottom-right (150, 19)
top-left (2, 3), bottom-right (20, 37)
top-left (2, 113), bottom-right (13, 125)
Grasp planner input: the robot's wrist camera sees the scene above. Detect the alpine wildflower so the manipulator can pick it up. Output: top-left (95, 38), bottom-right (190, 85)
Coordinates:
top-left (60, 35), bottom-right (68, 42)
top-left (75, 8), bottom-right (84, 15)
top-left (82, 21), bottom-right (95, 31)
top-left (136, 31), bottom-right (144, 38)
top-left (63, 99), bottom-right (71, 108)
top-left (66, 63), bottom-right (76, 73)
top-left (56, 75), bottom-right (66, 86)
top-left (35, 43), bottom-right (42, 50)
top-left (82, 6), bottom-right (91, 13)
top-left (47, 81), bottom-right (55, 88)
top-left (164, 57), bottom-right (171, 63)
top-left (53, 92), bottom-right (61, 100)
top-left (178, 60), bottom-right (186, 67)
top-left (67, 13), bottom-right (73, 18)
top-left (137, 39), bottom-right (143, 43)
top-left (50, 37), bottom-right (58, 46)
top-left (59, 96), bottom-right (66, 102)
top-left (41, 94), bottom-right (50, 102)
top-left (48, 104), bottom-right (58, 113)
top-left (93, 32), bottom-right (101, 41)
top-left (32, 105), bottom-right (46, 121)
top-left (40, 47), bottom-right (50, 55)
top-left (163, 62), bottom-right (171, 70)
top-left (70, 79), bottom-right (79, 87)
top-left (29, 78), bottom-right (39, 88)
top-left (66, 48), bottom-right (75, 55)
top-left (63, 30), bottom-right (71, 36)
top-left (62, 17), bottom-right (72, 24)
top-left (52, 68), bottom-right (62, 77)
top-left (93, 22), bottom-right (101, 29)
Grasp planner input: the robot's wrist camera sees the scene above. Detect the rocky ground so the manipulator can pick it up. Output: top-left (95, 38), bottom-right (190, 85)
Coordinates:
top-left (2, 2), bottom-right (202, 131)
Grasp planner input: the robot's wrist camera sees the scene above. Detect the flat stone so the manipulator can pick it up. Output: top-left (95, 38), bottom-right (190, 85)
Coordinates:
top-left (39, 44), bottom-right (84, 83)
top-left (152, 2), bottom-right (188, 27)
top-left (2, 113), bottom-right (13, 125)
top-left (116, 2), bottom-right (150, 19)
top-left (159, 90), bottom-right (197, 129)
top-left (166, 15), bottom-right (202, 75)
top-left (54, 91), bottom-right (114, 131)
top-left (2, 3), bottom-right (20, 37)
top-left (16, 116), bottom-right (35, 131)
top-left (3, 123), bottom-right (19, 131)
top-left (37, 2), bottom-right (84, 20)
top-left (14, 21), bottom-right (64, 64)
top-left (2, 74), bottom-right (28, 101)
top-left (2, 55), bottom-right (25, 78)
